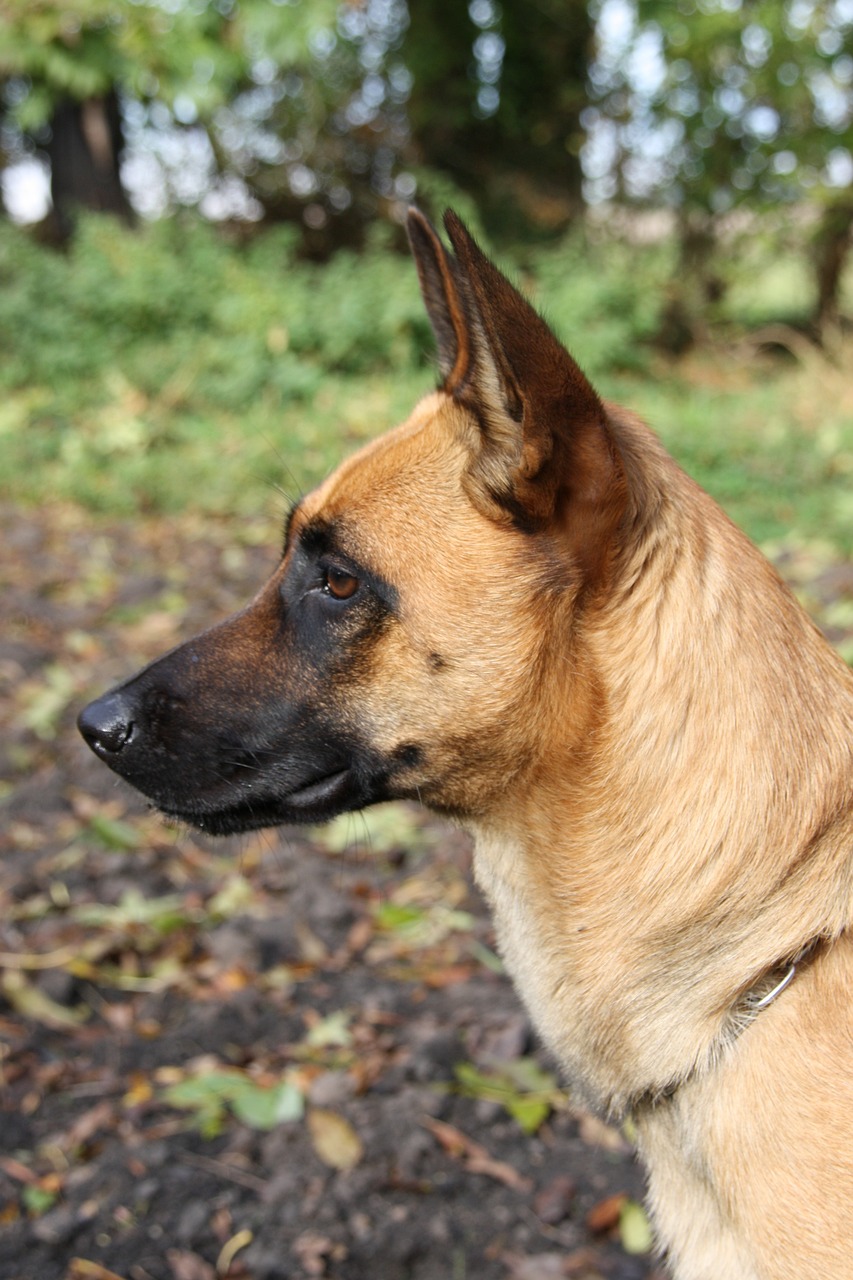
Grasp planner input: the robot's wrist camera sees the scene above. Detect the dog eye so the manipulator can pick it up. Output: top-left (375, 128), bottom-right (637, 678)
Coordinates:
top-left (324, 567), bottom-right (360, 600)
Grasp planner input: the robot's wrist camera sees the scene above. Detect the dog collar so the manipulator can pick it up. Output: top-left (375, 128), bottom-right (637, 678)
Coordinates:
top-left (739, 935), bottom-right (824, 1021)
top-left (744, 960), bottom-right (797, 1011)
top-left (632, 936), bottom-right (825, 1115)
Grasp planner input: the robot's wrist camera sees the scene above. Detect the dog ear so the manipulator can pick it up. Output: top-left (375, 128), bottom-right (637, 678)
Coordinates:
top-left (406, 208), bottom-right (471, 390)
top-left (440, 211), bottom-right (625, 539)
top-left (407, 209), bottom-right (626, 573)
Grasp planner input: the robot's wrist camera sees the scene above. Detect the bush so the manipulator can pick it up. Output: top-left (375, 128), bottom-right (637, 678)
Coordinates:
top-left (0, 214), bottom-right (666, 515)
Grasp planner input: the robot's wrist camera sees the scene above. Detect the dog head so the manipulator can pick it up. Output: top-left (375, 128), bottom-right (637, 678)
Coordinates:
top-left (78, 211), bottom-right (628, 832)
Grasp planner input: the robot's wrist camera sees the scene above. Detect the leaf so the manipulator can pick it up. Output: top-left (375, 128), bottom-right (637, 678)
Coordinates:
top-left (206, 875), bottom-right (258, 921)
top-left (619, 1199), bottom-right (653, 1255)
top-left (586, 1193), bottom-right (627, 1235)
top-left (0, 971), bottom-right (88, 1030)
top-left (307, 1108), bottom-right (363, 1171)
top-left (505, 1095), bottom-right (551, 1135)
top-left (215, 1229), bottom-right (253, 1276)
top-left (230, 1079), bottom-right (304, 1130)
top-left (73, 889), bottom-right (198, 934)
top-left (305, 1010), bottom-right (353, 1048)
top-left (421, 1117), bottom-right (532, 1192)
top-left (374, 902), bottom-right (425, 932)
top-left (67, 1263), bottom-right (128, 1280)
top-left (87, 813), bottom-right (142, 851)
top-left (452, 1059), bottom-right (566, 1135)
top-left (315, 801), bottom-right (431, 857)
top-left (19, 664), bottom-right (77, 740)
top-left (162, 1069), bottom-right (304, 1134)
top-left (22, 1184), bottom-right (58, 1216)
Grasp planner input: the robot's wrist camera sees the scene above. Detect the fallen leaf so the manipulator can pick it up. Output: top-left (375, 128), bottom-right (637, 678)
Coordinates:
top-left (0, 971), bottom-right (88, 1030)
top-left (307, 1108), bottom-right (364, 1171)
top-left (166, 1250), bottom-right (215, 1280)
top-left (619, 1198), bottom-right (653, 1254)
top-left (578, 1113), bottom-right (629, 1153)
top-left (67, 1261), bottom-right (129, 1280)
top-left (216, 1227), bottom-right (253, 1275)
top-left (57, 1099), bottom-right (115, 1153)
top-left (0, 1156), bottom-right (38, 1185)
top-left (502, 1253), bottom-right (567, 1279)
top-left (501, 1250), bottom-right (605, 1279)
top-left (422, 1116), bottom-right (532, 1191)
top-left (534, 1174), bottom-right (577, 1225)
top-left (585, 1192), bottom-right (627, 1235)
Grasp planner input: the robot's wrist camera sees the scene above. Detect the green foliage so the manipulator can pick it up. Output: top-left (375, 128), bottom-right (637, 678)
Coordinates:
top-left (162, 1068), bottom-right (305, 1138)
top-left (0, 215), bottom-right (431, 514)
top-left (453, 1059), bottom-right (568, 1134)
top-left (2, 214), bottom-right (852, 559)
top-left (0, 214), bottom-right (665, 517)
top-left (605, 0), bottom-right (853, 215)
top-left (0, 0), bottom-right (245, 127)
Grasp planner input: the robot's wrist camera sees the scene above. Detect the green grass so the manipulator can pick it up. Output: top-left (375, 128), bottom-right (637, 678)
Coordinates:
top-left (610, 349), bottom-right (853, 553)
top-left (1, 213), bottom-right (851, 554)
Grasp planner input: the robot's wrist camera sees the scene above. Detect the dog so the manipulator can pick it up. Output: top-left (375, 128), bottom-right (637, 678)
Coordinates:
top-left (79, 210), bottom-right (853, 1280)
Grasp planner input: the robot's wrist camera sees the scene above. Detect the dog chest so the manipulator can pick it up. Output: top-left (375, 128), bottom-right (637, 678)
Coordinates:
top-left (471, 830), bottom-right (580, 1068)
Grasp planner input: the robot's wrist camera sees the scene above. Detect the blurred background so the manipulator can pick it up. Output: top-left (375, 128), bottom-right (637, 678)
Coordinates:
top-left (1, 0), bottom-right (852, 526)
top-left (2, 6), bottom-right (853, 1279)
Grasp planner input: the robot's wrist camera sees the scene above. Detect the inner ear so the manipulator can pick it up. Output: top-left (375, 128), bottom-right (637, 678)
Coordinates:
top-left (407, 208), bottom-right (471, 391)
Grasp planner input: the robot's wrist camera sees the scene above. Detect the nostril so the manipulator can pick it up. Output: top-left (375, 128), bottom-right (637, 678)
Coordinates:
top-left (77, 693), bottom-right (135, 757)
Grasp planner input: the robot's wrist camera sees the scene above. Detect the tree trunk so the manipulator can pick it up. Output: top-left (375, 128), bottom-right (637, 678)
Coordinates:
top-left (405, 0), bottom-right (592, 238)
top-left (656, 211), bottom-right (721, 353)
top-left (45, 88), bottom-right (132, 240)
top-left (814, 198), bottom-right (853, 337)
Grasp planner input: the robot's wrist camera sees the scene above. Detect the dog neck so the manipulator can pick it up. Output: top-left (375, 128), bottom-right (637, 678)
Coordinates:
top-left (470, 420), bottom-right (853, 1118)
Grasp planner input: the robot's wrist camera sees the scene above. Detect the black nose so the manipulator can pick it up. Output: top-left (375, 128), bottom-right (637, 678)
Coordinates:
top-left (77, 691), bottom-right (136, 758)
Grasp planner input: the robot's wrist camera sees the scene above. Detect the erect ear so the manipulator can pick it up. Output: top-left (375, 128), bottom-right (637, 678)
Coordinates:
top-left (406, 208), bottom-right (470, 388)
top-left (407, 208), bottom-right (627, 576)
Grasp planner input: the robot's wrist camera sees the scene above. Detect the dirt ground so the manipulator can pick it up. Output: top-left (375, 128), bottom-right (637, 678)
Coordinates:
top-left (3, 500), bottom-right (852, 1280)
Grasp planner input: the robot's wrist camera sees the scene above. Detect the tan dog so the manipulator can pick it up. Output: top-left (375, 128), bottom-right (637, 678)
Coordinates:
top-left (79, 211), bottom-right (853, 1280)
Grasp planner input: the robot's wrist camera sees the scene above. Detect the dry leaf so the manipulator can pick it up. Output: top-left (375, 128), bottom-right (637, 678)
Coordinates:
top-left (422, 1116), bottom-right (532, 1191)
top-left (578, 1113), bottom-right (629, 1152)
top-left (67, 1261), bottom-right (129, 1280)
top-left (534, 1173), bottom-right (577, 1224)
top-left (166, 1250), bottom-right (216, 1280)
top-left (307, 1108), bottom-right (364, 1171)
top-left (585, 1192), bottom-right (628, 1235)
top-left (215, 1227), bottom-right (253, 1275)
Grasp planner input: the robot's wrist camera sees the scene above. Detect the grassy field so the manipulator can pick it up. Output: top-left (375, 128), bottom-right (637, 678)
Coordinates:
top-left (1, 213), bottom-right (852, 554)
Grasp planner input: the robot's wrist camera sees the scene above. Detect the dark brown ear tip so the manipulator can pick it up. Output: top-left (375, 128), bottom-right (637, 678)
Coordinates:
top-left (406, 208), bottom-right (444, 259)
top-left (442, 209), bottom-right (463, 236)
top-left (442, 209), bottom-right (480, 261)
top-left (406, 206), bottom-right (438, 240)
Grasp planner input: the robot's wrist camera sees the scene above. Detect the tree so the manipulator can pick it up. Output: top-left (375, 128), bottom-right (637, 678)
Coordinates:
top-left (0, 0), bottom-right (246, 236)
top-left (406, 0), bottom-right (594, 236)
top-left (1, 0), bottom-right (600, 247)
top-left (592, 0), bottom-right (853, 340)
top-left (0, 1), bottom-right (357, 238)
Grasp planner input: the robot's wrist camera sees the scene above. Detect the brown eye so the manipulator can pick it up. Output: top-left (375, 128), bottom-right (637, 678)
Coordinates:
top-left (325, 567), bottom-right (359, 600)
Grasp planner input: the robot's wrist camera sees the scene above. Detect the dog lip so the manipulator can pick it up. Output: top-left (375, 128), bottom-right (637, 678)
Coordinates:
top-left (284, 767), bottom-right (351, 809)
top-left (157, 765), bottom-right (360, 834)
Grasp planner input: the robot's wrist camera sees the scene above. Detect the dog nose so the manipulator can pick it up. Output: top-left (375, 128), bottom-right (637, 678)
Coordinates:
top-left (77, 691), bottom-right (136, 758)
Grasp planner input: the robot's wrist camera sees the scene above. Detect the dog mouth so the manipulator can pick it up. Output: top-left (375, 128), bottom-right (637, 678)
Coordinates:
top-left (285, 766), bottom-right (352, 809)
top-left (159, 764), bottom-right (364, 835)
